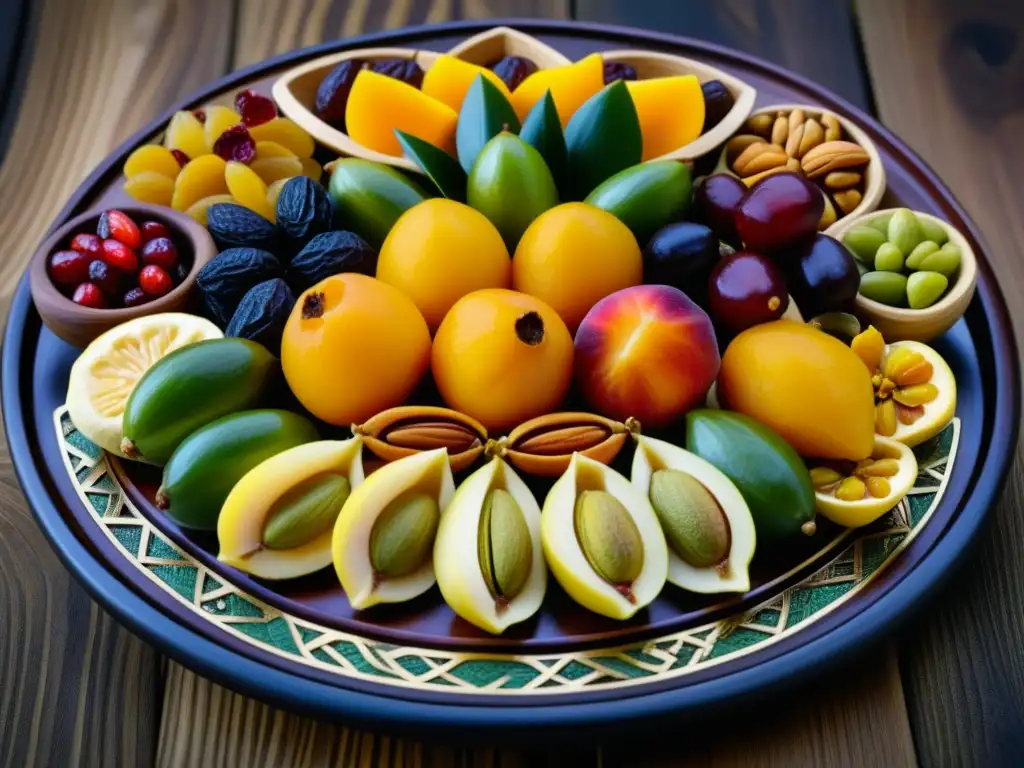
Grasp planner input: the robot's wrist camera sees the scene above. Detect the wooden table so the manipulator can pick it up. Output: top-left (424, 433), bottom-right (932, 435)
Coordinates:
top-left (1, 2), bottom-right (1022, 765)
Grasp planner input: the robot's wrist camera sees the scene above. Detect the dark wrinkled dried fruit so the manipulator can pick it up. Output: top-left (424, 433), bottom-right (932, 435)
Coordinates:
top-left (490, 55), bottom-right (538, 91)
top-left (288, 231), bottom-right (377, 292)
top-left (276, 177), bottom-right (333, 246)
top-left (371, 57), bottom-right (424, 87)
top-left (225, 278), bottom-right (295, 355)
top-left (701, 80), bottom-right (735, 133)
top-left (206, 203), bottom-right (280, 252)
top-left (197, 247), bottom-right (282, 326)
top-left (603, 61), bottom-right (638, 83)
top-left (213, 124), bottom-right (256, 163)
top-left (315, 59), bottom-right (366, 129)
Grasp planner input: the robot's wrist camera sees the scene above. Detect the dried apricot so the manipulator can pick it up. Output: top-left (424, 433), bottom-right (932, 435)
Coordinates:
top-left (266, 179), bottom-right (289, 210)
top-left (225, 161), bottom-right (275, 222)
top-left (124, 145), bottom-right (181, 179)
top-left (204, 105), bottom-right (243, 150)
top-left (172, 155), bottom-right (229, 211)
top-left (124, 172), bottom-right (175, 206)
top-left (255, 141), bottom-right (296, 160)
top-left (250, 156), bottom-right (303, 185)
top-left (249, 117), bottom-right (315, 158)
top-left (164, 111), bottom-right (208, 160)
top-left (299, 157), bottom-right (322, 181)
top-left (184, 194), bottom-right (236, 227)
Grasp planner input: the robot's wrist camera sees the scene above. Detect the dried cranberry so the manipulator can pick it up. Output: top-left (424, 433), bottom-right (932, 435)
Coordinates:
top-left (73, 283), bottom-right (106, 309)
top-left (170, 149), bottom-right (190, 167)
top-left (140, 221), bottom-right (171, 243)
top-left (139, 265), bottom-right (173, 296)
top-left (490, 56), bottom-right (538, 91)
top-left (70, 233), bottom-right (102, 259)
top-left (49, 250), bottom-right (91, 286)
top-left (140, 237), bottom-right (179, 269)
top-left (371, 57), bottom-right (424, 88)
top-left (212, 124), bottom-right (256, 163)
top-left (603, 61), bottom-right (638, 84)
top-left (101, 239), bottom-right (138, 272)
top-left (97, 210), bottom-right (141, 248)
top-left (122, 287), bottom-right (150, 308)
top-left (87, 259), bottom-right (121, 296)
top-left (314, 59), bottom-right (367, 129)
top-left (235, 88), bottom-right (277, 127)
top-left (192, 108), bottom-right (206, 123)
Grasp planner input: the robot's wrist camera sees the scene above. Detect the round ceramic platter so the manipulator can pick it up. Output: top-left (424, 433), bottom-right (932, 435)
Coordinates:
top-left (3, 21), bottom-right (1019, 740)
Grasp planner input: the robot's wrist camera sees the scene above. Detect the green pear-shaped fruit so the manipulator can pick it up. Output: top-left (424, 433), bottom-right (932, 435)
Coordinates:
top-left (585, 160), bottom-right (692, 246)
top-left (467, 132), bottom-right (558, 250)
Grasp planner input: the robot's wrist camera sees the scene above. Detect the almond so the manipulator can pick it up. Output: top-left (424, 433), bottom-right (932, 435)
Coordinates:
top-left (800, 140), bottom-right (869, 179)
top-left (355, 406), bottom-right (487, 473)
top-left (492, 412), bottom-right (636, 477)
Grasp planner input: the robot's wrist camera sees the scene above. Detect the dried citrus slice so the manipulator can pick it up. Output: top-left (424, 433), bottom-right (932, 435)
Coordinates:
top-left (809, 435), bottom-right (917, 528)
top-left (66, 314), bottom-right (222, 457)
top-left (851, 326), bottom-right (956, 447)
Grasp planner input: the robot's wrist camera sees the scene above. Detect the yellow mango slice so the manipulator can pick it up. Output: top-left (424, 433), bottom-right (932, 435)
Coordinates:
top-left (509, 53), bottom-right (604, 126)
top-left (421, 54), bottom-right (512, 111)
top-left (626, 75), bottom-right (705, 160)
top-left (171, 155), bottom-right (228, 211)
top-left (345, 69), bottom-right (458, 157)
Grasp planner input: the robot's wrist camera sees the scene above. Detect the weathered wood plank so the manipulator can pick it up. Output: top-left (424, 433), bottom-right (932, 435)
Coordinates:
top-left (857, 0), bottom-right (1024, 764)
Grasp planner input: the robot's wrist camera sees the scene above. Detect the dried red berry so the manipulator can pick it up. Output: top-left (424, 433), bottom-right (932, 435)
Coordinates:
top-left (70, 233), bottom-right (102, 259)
top-left (192, 108), bottom-right (206, 123)
top-left (140, 220), bottom-right (171, 243)
top-left (235, 88), bottom-right (277, 127)
top-left (49, 250), bottom-right (91, 286)
top-left (212, 124), bottom-right (256, 163)
top-left (139, 264), bottom-right (173, 296)
top-left (140, 237), bottom-right (179, 269)
top-left (97, 210), bottom-right (141, 248)
top-left (171, 149), bottom-right (190, 167)
top-left (123, 287), bottom-right (150, 308)
top-left (73, 283), bottom-right (106, 309)
top-left (101, 239), bottom-right (139, 272)
top-left (88, 259), bottom-right (121, 296)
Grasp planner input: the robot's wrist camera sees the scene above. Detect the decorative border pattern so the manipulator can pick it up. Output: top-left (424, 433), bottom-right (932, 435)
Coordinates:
top-left (56, 406), bottom-right (958, 696)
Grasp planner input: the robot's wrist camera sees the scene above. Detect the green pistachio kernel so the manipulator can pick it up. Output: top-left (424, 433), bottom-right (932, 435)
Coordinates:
top-left (917, 216), bottom-right (949, 246)
top-left (874, 242), bottom-right (904, 272)
top-left (918, 244), bottom-right (961, 276)
top-left (859, 271), bottom-right (908, 306)
top-left (842, 225), bottom-right (887, 265)
top-left (869, 212), bottom-right (893, 235)
top-left (887, 208), bottom-right (925, 256)
top-left (905, 240), bottom-right (941, 270)
top-left (907, 271), bottom-right (949, 309)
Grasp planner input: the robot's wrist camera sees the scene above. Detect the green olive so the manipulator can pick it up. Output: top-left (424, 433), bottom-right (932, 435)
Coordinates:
top-left (874, 242), bottom-right (904, 272)
top-left (917, 216), bottom-right (949, 246)
top-left (918, 244), bottom-right (961, 276)
top-left (905, 240), bottom-right (940, 270)
top-left (842, 225), bottom-right (887, 265)
top-left (887, 208), bottom-right (924, 256)
top-left (859, 271), bottom-right (908, 306)
top-left (907, 271), bottom-right (949, 309)
top-left (868, 212), bottom-right (893, 235)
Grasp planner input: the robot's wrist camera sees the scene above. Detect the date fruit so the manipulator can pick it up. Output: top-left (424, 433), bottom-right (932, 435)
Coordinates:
top-left (490, 55), bottom-right (538, 91)
top-left (603, 61), bottom-right (638, 83)
top-left (701, 80), bottom-right (735, 132)
top-left (275, 176), bottom-right (333, 247)
top-left (225, 278), bottom-right (295, 355)
top-left (196, 247), bottom-right (282, 326)
top-left (206, 203), bottom-right (280, 252)
top-left (288, 230), bottom-right (377, 291)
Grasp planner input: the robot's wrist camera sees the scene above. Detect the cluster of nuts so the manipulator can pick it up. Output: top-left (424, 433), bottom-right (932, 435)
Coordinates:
top-left (724, 108), bottom-right (872, 223)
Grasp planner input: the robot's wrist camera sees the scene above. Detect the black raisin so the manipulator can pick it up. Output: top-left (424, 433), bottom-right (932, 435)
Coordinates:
top-left (276, 177), bottom-right (333, 248)
top-left (603, 61), bottom-right (638, 84)
top-left (288, 231), bottom-right (377, 292)
top-left (206, 203), bottom-right (280, 252)
top-left (370, 57), bottom-right (424, 88)
top-left (197, 247), bottom-right (281, 326)
top-left (490, 56), bottom-right (538, 91)
top-left (701, 80), bottom-right (735, 133)
top-left (225, 278), bottom-right (295, 356)
top-left (315, 59), bottom-right (366, 130)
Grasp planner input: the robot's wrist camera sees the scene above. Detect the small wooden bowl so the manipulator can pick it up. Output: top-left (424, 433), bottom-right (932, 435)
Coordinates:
top-left (273, 26), bottom-right (569, 174)
top-left (827, 208), bottom-right (978, 342)
top-left (714, 103), bottom-right (886, 225)
top-left (601, 49), bottom-right (756, 162)
top-left (29, 204), bottom-right (216, 348)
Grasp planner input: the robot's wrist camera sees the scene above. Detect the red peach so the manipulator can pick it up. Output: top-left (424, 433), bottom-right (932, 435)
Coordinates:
top-left (574, 285), bottom-right (720, 428)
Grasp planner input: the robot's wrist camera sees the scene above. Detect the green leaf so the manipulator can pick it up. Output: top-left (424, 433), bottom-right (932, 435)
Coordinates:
top-left (456, 74), bottom-right (521, 173)
top-left (564, 81), bottom-right (642, 200)
top-left (395, 130), bottom-right (466, 202)
top-left (519, 91), bottom-right (567, 195)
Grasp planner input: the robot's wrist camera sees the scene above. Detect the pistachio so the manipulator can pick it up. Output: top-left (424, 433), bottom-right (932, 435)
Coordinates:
top-left (833, 188), bottom-right (862, 214)
top-left (725, 134), bottom-right (767, 164)
top-left (824, 171), bottom-right (861, 189)
top-left (917, 217), bottom-right (949, 246)
top-left (887, 208), bottom-right (925, 256)
top-left (732, 142), bottom-right (789, 177)
top-left (859, 271), bottom-right (908, 306)
top-left (369, 492), bottom-right (440, 578)
top-left (573, 490), bottom-right (644, 587)
top-left (262, 473), bottom-right (351, 550)
top-left (649, 469), bottom-right (730, 568)
top-left (907, 271), bottom-right (948, 309)
top-left (771, 115), bottom-right (789, 146)
top-left (918, 244), bottom-right (961, 276)
top-left (797, 118), bottom-right (824, 158)
top-left (905, 240), bottom-right (940, 270)
top-left (801, 141), bottom-right (869, 179)
top-left (478, 489), bottom-right (532, 601)
top-left (842, 225), bottom-right (887, 264)
top-left (869, 212), bottom-right (893, 235)
top-left (745, 113), bottom-right (774, 136)
top-left (807, 311), bottom-right (862, 340)
top-left (874, 242), bottom-right (904, 272)
top-left (821, 113), bottom-right (842, 142)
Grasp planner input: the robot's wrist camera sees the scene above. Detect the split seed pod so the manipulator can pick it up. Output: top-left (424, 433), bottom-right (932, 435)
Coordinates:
top-left (354, 405), bottom-right (487, 472)
top-left (434, 457), bottom-right (546, 634)
top-left (541, 454), bottom-right (668, 619)
top-left (489, 412), bottom-right (636, 477)
top-left (218, 438), bottom-right (364, 579)
top-left (333, 449), bottom-right (455, 609)
top-left (631, 435), bottom-right (755, 594)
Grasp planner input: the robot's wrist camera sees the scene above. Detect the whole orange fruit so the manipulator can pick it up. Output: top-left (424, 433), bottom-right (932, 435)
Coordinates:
top-left (513, 202), bottom-right (642, 331)
top-left (282, 274), bottom-right (431, 426)
top-left (431, 289), bottom-right (573, 431)
top-left (376, 198), bottom-right (511, 330)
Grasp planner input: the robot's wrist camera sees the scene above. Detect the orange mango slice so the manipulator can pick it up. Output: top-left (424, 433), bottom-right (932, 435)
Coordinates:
top-left (509, 53), bottom-right (604, 127)
top-left (346, 69), bottom-right (458, 157)
top-left (625, 75), bottom-right (705, 160)
top-left (422, 54), bottom-right (512, 111)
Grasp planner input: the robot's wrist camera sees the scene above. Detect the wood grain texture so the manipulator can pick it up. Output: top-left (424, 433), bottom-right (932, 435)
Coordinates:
top-left (858, 1), bottom-right (1024, 764)
top-left (0, 0), bottom-right (235, 765)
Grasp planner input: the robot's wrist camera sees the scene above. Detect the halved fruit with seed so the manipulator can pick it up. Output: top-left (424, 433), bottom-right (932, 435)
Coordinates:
top-left (809, 436), bottom-right (917, 527)
top-left (850, 326), bottom-right (956, 447)
top-left (65, 313), bottom-right (222, 456)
